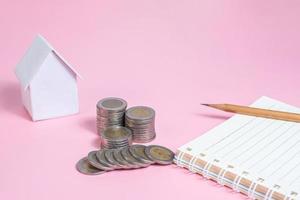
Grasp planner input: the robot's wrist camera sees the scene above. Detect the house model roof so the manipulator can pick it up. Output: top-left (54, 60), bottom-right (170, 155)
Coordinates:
top-left (15, 35), bottom-right (81, 90)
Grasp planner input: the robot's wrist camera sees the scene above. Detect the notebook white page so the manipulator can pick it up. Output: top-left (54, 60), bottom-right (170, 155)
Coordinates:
top-left (178, 96), bottom-right (300, 197)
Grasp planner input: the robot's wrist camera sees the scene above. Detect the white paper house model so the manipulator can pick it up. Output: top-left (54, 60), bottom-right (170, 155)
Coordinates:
top-left (15, 35), bottom-right (81, 121)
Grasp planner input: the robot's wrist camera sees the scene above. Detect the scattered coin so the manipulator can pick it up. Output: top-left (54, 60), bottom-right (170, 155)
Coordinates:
top-left (87, 151), bottom-right (114, 171)
top-left (113, 149), bottom-right (132, 169)
top-left (76, 145), bottom-right (174, 175)
top-left (145, 145), bottom-right (174, 165)
top-left (104, 149), bottom-right (122, 169)
top-left (76, 157), bottom-right (106, 175)
top-left (128, 145), bottom-right (154, 165)
top-left (120, 147), bottom-right (146, 168)
top-left (96, 150), bottom-right (118, 169)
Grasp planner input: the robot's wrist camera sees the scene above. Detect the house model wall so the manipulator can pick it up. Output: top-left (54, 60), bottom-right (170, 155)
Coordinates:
top-left (15, 35), bottom-right (81, 121)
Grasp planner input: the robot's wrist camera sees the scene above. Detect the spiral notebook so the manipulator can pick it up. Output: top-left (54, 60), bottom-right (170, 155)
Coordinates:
top-left (175, 97), bottom-right (300, 200)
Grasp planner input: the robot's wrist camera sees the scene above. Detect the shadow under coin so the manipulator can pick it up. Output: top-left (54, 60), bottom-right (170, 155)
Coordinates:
top-left (91, 137), bottom-right (101, 149)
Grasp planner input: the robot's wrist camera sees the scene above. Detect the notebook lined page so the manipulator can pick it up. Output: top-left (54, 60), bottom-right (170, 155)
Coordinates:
top-left (179, 96), bottom-right (300, 196)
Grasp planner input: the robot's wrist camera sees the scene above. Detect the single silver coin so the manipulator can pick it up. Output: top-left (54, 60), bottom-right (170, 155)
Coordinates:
top-left (102, 126), bottom-right (132, 140)
top-left (97, 97), bottom-right (127, 112)
top-left (129, 145), bottom-right (155, 165)
top-left (76, 157), bottom-right (106, 175)
top-left (145, 145), bottom-right (174, 165)
top-left (125, 106), bottom-right (155, 120)
top-left (87, 151), bottom-right (114, 171)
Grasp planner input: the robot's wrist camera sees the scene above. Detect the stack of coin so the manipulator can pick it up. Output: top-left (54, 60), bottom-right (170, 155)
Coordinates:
top-left (96, 97), bottom-right (127, 135)
top-left (100, 126), bottom-right (133, 149)
top-left (76, 145), bottom-right (174, 175)
top-left (125, 106), bottom-right (156, 143)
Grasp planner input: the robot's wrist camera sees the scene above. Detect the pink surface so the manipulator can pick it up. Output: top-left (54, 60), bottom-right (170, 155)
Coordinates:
top-left (1, 1), bottom-right (300, 199)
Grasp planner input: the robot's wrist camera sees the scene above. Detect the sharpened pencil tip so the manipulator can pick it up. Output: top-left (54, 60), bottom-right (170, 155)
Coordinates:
top-left (201, 103), bottom-right (210, 106)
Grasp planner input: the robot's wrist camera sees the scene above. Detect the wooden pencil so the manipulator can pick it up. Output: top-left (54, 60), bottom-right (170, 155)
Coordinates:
top-left (202, 103), bottom-right (300, 123)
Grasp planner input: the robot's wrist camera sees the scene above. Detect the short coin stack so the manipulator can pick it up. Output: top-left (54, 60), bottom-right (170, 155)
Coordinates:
top-left (100, 126), bottom-right (132, 149)
top-left (125, 106), bottom-right (156, 143)
top-left (96, 97), bottom-right (127, 135)
top-left (76, 145), bottom-right (174, 175)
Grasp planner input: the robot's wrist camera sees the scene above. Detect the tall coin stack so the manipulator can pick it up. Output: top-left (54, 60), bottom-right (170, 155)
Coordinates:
top-left (125, 106), bottom-right (156, 143)
top-left (96, 97), bottom-right (127, 135)
top-left (101, 126), bottom-right (132, 149)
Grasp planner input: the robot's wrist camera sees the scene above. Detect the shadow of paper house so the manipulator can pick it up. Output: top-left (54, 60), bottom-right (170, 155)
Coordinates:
top-left (0, 81), bottom-right (31, 120)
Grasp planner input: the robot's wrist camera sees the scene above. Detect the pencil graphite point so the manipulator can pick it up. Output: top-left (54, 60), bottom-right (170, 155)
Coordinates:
top-left (201, 103), bottom-right (210, 106)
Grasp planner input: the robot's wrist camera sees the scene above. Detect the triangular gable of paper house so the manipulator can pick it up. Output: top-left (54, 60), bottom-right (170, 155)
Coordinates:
top-left (15, 35), bottom-right (81, 90)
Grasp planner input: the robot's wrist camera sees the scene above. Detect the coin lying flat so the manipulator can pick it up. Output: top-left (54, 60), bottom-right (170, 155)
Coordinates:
top-left (125, 106), bottom-right (155, 120)
top-left (76, 157), bottom-right (106, 175)
top-left (145, 145), bottom-right (174, 165)
top-left (97, 97), bottom-right (127, 112)
top-left (87, 151), bottom-right (114, 171)
top-left (129, 145), bottom-right (154, 165)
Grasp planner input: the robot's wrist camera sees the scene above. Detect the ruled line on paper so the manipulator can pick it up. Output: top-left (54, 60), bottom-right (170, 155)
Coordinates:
top-left (248, 127), bottom-right (300, 170)
top-left (228, 121), bottom-right (287, 162)
top-left (239, 123), bottom-right (295, 166)
top-left (220, 119), bottom-right (278, 160)
top-left (203, 104), bottom-right (276, 152)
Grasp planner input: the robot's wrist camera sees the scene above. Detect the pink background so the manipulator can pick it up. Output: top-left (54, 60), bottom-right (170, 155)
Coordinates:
top-left (1, 0), bottom-right (300, 199)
